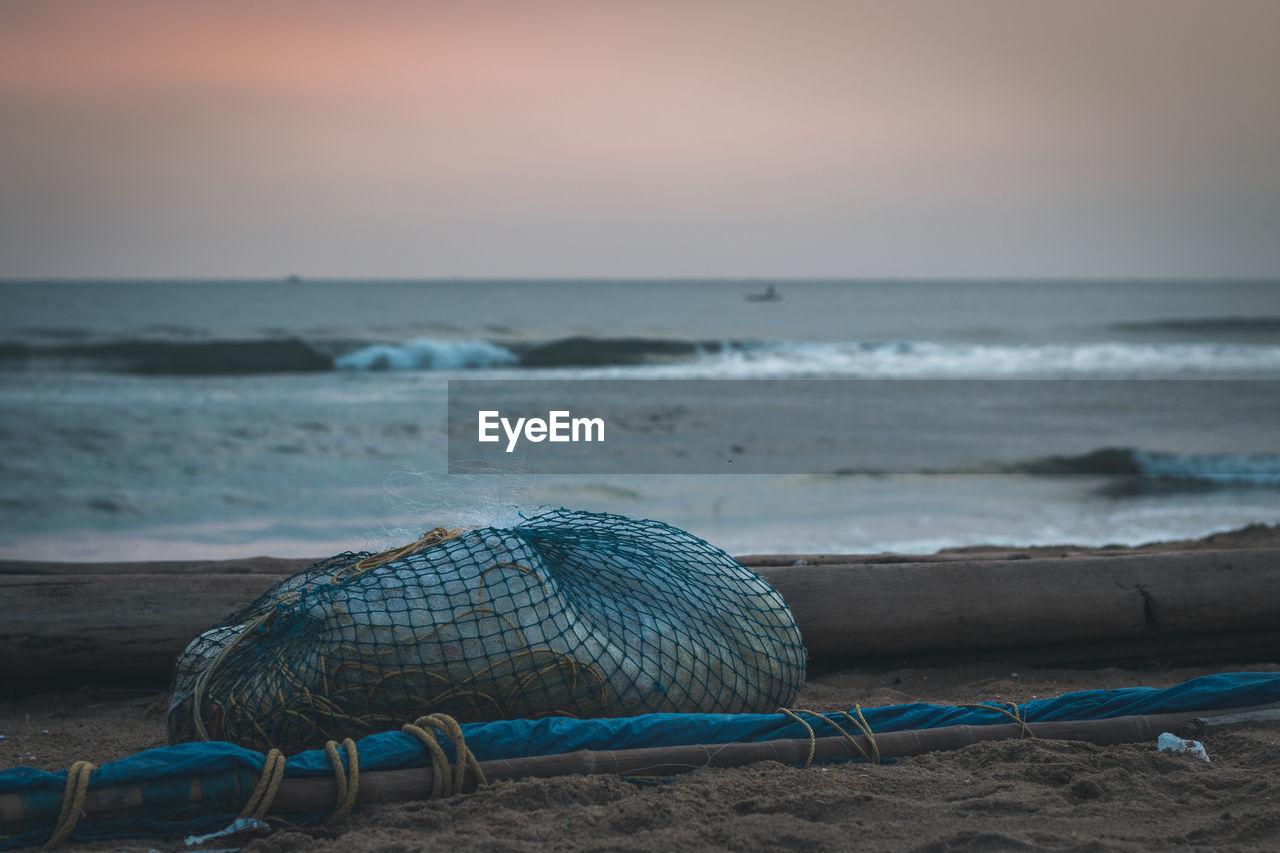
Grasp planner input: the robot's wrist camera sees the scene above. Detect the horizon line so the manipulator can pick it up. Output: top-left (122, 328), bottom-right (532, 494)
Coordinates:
top-left (3, 275), bottom-right (1279, 285)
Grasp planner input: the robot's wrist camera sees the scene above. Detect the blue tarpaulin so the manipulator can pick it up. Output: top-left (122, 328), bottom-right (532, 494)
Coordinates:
top-left (2, 672), bottom-right (1278, 848)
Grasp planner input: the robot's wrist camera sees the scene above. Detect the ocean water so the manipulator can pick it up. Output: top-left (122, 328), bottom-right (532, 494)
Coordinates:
top-left (1, 279), bottom-right (1278, 560)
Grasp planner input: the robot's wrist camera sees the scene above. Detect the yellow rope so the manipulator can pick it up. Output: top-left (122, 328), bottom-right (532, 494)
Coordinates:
top-left (340, 527), bottom-right (465, 580)
top-left (959, 702), bottom-right (1037, 739)
top-left (400, 713), bottom-right (487, 798)
top-left (43, 760), bottom-right (95, 848)
top-left (323, 738), bottom-right (360, 825)
top-left (837, 706), bottom-right (881, 764)
top-left (779, 706), bottom-right (880, 766)
top-left (238, 748), bottom-right (286, 821)
top-left (191, 609), bottom-right (277, 742)
top-left (778, 708), bottom-right (818, 768)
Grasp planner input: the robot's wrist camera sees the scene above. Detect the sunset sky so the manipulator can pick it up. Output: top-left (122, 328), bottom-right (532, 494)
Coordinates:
top-left (1, 0), bottom-right (1277, 278)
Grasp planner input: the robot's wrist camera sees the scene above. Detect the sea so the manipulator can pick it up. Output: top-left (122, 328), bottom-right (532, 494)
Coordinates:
top-left (1, 278), bottom-right (1278, 561)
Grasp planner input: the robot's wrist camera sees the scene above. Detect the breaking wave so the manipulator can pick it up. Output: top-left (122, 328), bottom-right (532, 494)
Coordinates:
top-left (4, 335), bottom-right (1280, 377)
top-left (335, 338), bottom-right (518, 371)
top-left (640, 340), bottom-right (1280, 379)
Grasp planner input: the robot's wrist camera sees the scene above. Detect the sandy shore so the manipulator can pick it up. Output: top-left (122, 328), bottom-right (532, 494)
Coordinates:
top-left (4, 662), bottom-right (1278, 851)
top-left (3, 526), bottom-right (1279, 851)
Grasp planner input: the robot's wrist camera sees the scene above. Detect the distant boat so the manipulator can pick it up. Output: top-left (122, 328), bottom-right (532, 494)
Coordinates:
top-left (745, 284), bottom-right (781, 302)
top-left (286, 274), bottom-right (302, 283)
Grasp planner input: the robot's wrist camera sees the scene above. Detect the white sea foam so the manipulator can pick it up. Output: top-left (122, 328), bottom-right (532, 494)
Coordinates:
top-left (225, 336), bottom-right (1280, 378)
top-left (626, 340), bottom-right (1280, 380)
top-left (335, 338), bottom-right (519, 371)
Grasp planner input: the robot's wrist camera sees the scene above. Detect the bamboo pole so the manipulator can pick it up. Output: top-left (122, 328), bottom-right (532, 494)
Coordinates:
top-left (2, 704), bottom-right (1277, 835)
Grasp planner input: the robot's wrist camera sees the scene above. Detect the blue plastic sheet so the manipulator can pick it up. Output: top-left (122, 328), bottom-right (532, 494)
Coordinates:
top-left (3, 672), bottom-right (1277, 848)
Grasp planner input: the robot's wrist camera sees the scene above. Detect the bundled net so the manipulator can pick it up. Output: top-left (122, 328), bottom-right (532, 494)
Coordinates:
top-left (167, 508), bottom-right (806, 753)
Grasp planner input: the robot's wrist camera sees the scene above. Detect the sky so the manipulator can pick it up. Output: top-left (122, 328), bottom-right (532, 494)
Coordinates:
top-left (1, 0), bottom-right (1278, 279)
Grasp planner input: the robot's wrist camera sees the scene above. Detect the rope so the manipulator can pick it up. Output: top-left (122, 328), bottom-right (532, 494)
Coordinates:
top-left (343, 527), bottom-right (465, 579)
top-left (837, 706), bottom-right (881, 764)
top-left (778, 708), bottom-right (818, 768)
top-left (323, 738), bottom-right (360, 824)
top-left (959, 702), bottom-right (1037, 739)
top-left (191, 609), bottom-right (276, 742)
top-left (43, 760), bottom-right (95, 848)
top-left (401, 713), bottom-right (487, 798)
top-left (779, 706), bottom-right (881, 766)
top-left (238, 748), bottom-right (286, 821)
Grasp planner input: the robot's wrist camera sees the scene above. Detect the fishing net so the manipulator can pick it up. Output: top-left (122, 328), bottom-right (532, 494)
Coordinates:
top-left (167, 508), bottom-right (806, 754)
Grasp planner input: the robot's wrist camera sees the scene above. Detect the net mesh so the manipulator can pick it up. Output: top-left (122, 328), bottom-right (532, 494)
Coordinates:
top-left (167, 508), bottom-right (806, 753)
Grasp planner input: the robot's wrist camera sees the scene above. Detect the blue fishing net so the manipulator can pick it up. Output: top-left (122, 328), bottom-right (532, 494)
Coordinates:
top-left (167, 508), bottom-right (806, 753)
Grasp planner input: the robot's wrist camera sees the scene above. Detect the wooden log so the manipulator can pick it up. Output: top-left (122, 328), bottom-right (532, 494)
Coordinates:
top-left (0, 557), bottom-right (314, 576)
top-left (1, 548), bottom-right (1278, 692)
top-left (2, 703), bottom-right (1276, 834)
top-left (0, 573), bottom-right (285, 694)
top-left (1182, 707), bottom-right (1280, 737)
top-left (761, 548), bottom-right (1280, 662)
top-left (817, 626), bottom-right (1280, 671)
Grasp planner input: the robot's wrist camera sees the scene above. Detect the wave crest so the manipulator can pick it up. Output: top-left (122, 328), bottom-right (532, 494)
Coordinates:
top-left (335, 338), bottom-right (518, 371)
top-left (674, 341), bottom-right (1280, 379)
top-left (6, 335), bottom-right (1280, 378)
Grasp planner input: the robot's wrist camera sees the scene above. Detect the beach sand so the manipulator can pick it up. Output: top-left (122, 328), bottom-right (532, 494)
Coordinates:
top-left (3, 527), bottom-right (1279, 851)
top-left (4, 660), bottom-right (1279, 852)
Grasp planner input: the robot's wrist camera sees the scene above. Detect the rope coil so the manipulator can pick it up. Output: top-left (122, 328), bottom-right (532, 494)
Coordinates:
top-left (779, 706), bottom-right (881, 766)
top-left (43, 760), bottom-right (95, 848)
top-left (231, 713), bottom-right (483, 834)
top-left (401, 713), bottom-right (487, 798)
top-left (238, 748), bottom-right (286, 821)
top-left (43, 711), bottom-right (481, 846)
top-left (324, 738), bottom-right (360, 824)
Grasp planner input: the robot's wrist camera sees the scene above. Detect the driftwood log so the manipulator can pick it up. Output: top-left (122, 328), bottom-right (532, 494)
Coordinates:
top-left (1, 547), bottom-right (1279, 694)
top-left (742, 548), bottom-right (1280, 668)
